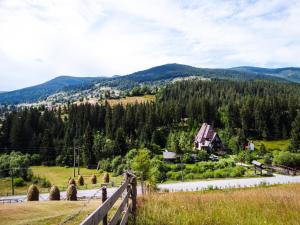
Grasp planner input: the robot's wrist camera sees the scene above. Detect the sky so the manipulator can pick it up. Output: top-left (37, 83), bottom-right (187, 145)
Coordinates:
top-left (0, 0), bottom-right (300, 91)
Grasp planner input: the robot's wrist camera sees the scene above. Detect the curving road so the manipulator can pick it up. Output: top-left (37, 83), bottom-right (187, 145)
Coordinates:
top-left (157, 174), bottom-right (300, 192)
top-left (1, 174), bottom-right (300, 203)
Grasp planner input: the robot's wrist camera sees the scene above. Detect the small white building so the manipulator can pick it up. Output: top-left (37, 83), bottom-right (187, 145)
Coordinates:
top-left (163, 151), bottom-right (177, 162)
top-left (249, 141), bottom-right (255, 151)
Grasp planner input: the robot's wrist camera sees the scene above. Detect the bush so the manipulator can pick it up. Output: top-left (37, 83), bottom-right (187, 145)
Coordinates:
top-left (171, 164), bottom-right (186, 172)
top-left (40, 177), bottom-right (51, 188)
top-left (68, 178), bottom-right (76, 186)
top-left (166, 171), bottom-right (182, 180)
top-left (185, 173), bottom-right (195, 180)
top-left (14, 177), bottom-right (25, 187)
top-left (91, 174), bottom-right (97, 184)
top-left (273, 151), bottom-right (300, 167)
top-left (111, 156), bottom-right (123, 173)
top-left (103, 172), bottom-right (110, 183)
top-left (230, 167), bottom-right (246, 177)
top-left (27, 184), bottom-right (39, 201)
top-left (77, 175), bottom-right (84, 186)
top-left (182, 154), bottom-right (193, 164)
top-left (0, 152), bottom-right (30, 179)
top-left (49, 185), bottom-right (60, 200)
top-left (66, 184), bottom-right (77, 201)
top-left (98, 159), bottom-right (112, 172)
top-left (30, 154), bottom-right (41, 166)
top-left (197, 151), bottom-right (209, 161)
top-left (263, 153), bottom-right (273, 165)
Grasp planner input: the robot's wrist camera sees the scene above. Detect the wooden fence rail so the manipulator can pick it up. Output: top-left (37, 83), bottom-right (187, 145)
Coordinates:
top-left (80, 172), bottom-right (137, 225)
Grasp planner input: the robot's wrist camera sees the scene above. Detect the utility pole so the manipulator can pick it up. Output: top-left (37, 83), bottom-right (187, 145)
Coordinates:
top-left (11, 168), bottom-right (14, 196)
top-left (77, 147), bottom-right (80, 175)
top-left (180, 155), bottom-right (184, 182)
top-left (73, 145), bottom-right (76, 178)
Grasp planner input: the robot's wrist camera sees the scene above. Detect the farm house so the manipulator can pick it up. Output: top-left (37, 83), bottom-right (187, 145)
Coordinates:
top-left (194, 123), bottom-right (223, 152)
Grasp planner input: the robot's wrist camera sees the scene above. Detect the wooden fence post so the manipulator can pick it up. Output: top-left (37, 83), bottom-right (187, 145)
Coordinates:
top-left (102, 187), bottom-right (108, 225)
top-left (130, 176), bottom-right (137, 216)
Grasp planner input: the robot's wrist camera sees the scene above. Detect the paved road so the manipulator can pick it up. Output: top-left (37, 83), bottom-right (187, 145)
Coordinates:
top-left (1, 174), bottom-right (300, 202)
top-left (157, 174), bottom-right (300, 192)
top-left (0, 186), bottom-right (120, 202)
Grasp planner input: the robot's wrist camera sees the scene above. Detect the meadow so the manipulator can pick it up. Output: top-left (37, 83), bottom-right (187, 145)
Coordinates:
top-left (0, 166), bottom-right (123, 196)
top-left (253, 139), bottom-right (290, 151)
top-left (104, 95), bottom-right (155, 106)
top-left (132, 184), bottom-right (300, 225)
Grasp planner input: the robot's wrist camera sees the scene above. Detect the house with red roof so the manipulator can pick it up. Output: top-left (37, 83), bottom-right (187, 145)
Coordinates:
top-left (194, 123), bottom-right (222, 152)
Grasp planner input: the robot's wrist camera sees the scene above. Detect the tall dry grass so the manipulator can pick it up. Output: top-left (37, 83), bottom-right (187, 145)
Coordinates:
top-left (132, 184), bottom-right (300, 225)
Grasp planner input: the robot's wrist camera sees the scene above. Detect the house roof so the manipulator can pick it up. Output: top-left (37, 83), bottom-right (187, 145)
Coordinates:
top-left (195, 123), bottom-right (217, 144)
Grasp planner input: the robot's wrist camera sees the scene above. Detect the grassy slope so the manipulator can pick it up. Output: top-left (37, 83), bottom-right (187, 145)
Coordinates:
top-left (133, 184), bottom-right (300, 225)
top-left (0, 166), bottom-right (123, 196)
top-left (253, 139), bottom-right (290, 151)
top-left (0, 200), bottom-right (99, 225)
top-left (105, 95), bottom-right (155, 106)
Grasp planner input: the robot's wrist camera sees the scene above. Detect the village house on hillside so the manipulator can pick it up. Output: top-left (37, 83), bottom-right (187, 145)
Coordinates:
top-left (195, 123), bottom-right (223, 152)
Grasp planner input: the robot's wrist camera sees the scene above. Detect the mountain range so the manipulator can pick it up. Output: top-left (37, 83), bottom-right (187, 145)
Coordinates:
top-left (0, 63), bottom-right (299, 105)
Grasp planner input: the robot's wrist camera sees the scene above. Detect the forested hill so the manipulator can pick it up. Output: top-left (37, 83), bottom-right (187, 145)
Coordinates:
top-left (0, 76), bottom-right (107, 105)
top-left (0, 63), bottom-right (291, 105)
top-left (231, 66), bottom-right (300, 83)
top-left (1, 79), bottom-right (300, 166)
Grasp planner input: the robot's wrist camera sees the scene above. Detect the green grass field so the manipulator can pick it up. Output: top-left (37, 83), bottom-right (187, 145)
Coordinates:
top-left (253, 139), bottom-right (290, 151)
top-left (132, 184), bottom-right (300, 225)
top-left (0, 166), bottom-right (123, 196)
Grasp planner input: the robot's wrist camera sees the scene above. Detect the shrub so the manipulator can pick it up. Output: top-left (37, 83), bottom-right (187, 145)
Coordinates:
top-left (230, 167), bottom-right (246, 177)
top-left (116, 164), bottom-right (126, 176)
top-left (14, 177), bottom-right (25, 187)
top-left (166, 171), bottom-right (182, 180)
top-left (273, 151), bottom-right (300, 167)
top-left (40, 177), bottom-right (51, 188)
top-left (49, 185), bottom-right (60, 200)
top-left (91, 174), bottom-right (97, 184)
top-left (0, 152), bottom-right (30, 179)
top-left (171, 164), bottom-right (186, 172)
top-left (103, 172), bottom-right (110, 183)
top-left (30, 154), bottom-right (41, 166)
top-left (197, 151), bottom-right (209, 161)
top-left (263, 153), bottom-right (273, 165)
top-left (214, 169), bottom-right (227, 178)
top-left (77, 175), bottom-right (84, 186)
top-left (202, 170), bottom-right (214, 179)
top-left (111, 156), bottom-right (123, 173)
top-left (185, 173), bottom-right (195, 180)
top-left (66, 184), bottom-right (77, 201)
top-left (98, 159), bottom-right (112, 172)
top-left (68, 178), bottom-right (76, 186)
top-left (182, 154), bottom-right (193, 164)
top-left (27, 184), bottom-right (39, 201)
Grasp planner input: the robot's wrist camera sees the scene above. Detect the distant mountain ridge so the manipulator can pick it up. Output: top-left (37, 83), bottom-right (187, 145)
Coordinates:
top-left (231, 66), bottom-right (300, 83)
top-left (0, 63), bottom-right (298, 105)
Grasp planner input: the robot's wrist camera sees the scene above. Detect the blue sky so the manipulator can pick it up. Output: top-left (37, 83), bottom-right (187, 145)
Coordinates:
top-left (0, 0), bottom-right (300, 91)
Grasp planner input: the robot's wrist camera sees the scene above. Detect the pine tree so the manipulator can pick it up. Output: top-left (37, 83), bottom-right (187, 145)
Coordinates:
top-left (290, 112), bottom-right (300, 152)
top-left (82, 124), bottom-right (95, 166)
top-left (114, 128), bottom-right (127, 156)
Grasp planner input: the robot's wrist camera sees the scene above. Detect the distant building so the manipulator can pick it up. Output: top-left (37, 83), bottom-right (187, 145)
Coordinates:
top-left (194, 123), bottom-right (222, 152)
top-left (248, 141), bottom-right (255, 151)
top-left (163, 150), bottom-right (177, 162)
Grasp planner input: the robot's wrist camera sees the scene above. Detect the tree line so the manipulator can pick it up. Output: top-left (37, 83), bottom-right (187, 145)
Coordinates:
top-left (1, 79), bottom-right (300, 166)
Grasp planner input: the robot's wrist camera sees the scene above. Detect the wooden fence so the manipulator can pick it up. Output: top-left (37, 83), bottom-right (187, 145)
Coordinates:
top-left (80, 172), bottom-right (137, 225)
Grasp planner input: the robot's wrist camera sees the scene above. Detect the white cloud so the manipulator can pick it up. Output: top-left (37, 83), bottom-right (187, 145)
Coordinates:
top-left (0, 0), bottom-right (300, 90)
